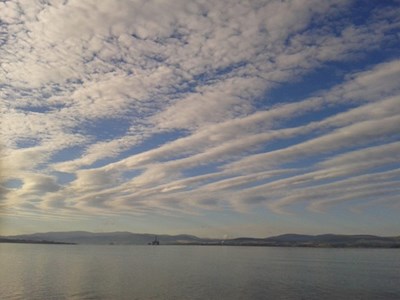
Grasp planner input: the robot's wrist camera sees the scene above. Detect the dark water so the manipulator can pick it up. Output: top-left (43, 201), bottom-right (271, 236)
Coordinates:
top-left (0, 244), bottom-right (399, 299)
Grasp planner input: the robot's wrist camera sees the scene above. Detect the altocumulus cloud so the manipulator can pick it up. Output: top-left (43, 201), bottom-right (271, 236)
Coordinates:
top-left (0, 0), bottom-right (399, 235)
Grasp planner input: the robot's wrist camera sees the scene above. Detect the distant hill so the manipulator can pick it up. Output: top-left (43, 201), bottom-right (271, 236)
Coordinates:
top-left (1, 231), bottom-right (206, 245)
top-left (1, 232), bottom-right (399, 248)
top-left (223, 234), bottom-right (400, 248)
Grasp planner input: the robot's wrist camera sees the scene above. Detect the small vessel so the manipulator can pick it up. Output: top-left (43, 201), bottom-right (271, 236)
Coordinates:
top-left (149, 236), bottom-right (160, 245)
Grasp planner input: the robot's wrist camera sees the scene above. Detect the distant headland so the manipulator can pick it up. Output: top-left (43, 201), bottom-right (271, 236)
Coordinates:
top-left (0, 237), bottom-right (75, 245)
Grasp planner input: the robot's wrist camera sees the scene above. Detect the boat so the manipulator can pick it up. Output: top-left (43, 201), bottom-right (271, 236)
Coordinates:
top-left (148, 236), bottom-right (160, 245)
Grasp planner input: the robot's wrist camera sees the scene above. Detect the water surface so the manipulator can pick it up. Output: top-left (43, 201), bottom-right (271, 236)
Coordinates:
top-left (1, 244), bottom-right (399, 299)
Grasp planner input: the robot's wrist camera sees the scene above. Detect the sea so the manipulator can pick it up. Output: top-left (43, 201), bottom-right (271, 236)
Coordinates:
top-left (0, 244), bottom-right (399, 300)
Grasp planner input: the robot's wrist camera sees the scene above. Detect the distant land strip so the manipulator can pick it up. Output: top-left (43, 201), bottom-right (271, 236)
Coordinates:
top-left (0, 238), bottom-right (75, 245)
top-left (1, 232), bottom-right (399, 248)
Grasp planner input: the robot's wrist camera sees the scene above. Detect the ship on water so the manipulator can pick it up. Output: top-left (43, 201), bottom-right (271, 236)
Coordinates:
top-left (149, 236), bottom-right (160, 245)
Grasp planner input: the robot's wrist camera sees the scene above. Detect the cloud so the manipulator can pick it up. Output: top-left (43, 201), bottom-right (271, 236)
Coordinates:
top-left (1, 0), bottom-right (399, 231)
top-left (269, 169), bottom-right (400, 214)
top-left (225, 115), bottom-right (400, 173)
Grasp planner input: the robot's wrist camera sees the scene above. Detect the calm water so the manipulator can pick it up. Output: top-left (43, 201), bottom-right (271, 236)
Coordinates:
top-left (0, 244), bottom-right (399, 300)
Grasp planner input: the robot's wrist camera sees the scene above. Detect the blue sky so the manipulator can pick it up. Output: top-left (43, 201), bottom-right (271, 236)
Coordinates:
top-left (1, 0), bottom-right (400, 237)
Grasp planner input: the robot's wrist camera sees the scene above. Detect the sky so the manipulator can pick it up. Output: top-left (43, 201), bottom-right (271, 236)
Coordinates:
top-left (0, 0), bottom-right (400, 238)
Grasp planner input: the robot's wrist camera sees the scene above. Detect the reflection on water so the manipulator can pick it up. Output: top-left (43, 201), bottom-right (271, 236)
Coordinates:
top-left (1, 244), bottom-right (399, 300)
